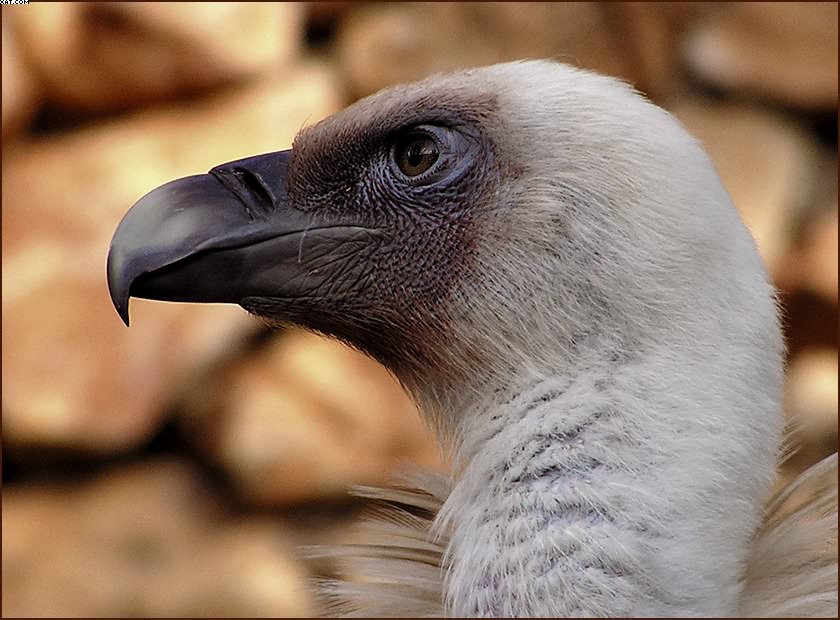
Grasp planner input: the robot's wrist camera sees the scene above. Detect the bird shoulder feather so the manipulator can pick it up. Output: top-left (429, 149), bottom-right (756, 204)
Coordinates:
top-left (306, 453), bottom-right (837, 618)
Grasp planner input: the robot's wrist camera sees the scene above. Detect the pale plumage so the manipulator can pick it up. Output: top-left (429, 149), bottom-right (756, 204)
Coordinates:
top-left (107, 60), bottom-right (838, 617)
top-left (311, 452), bottom-right (837, 618)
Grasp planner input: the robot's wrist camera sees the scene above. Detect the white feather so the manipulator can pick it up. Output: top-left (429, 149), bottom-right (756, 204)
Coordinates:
top-left (301, 61), bottom-right (837, 617)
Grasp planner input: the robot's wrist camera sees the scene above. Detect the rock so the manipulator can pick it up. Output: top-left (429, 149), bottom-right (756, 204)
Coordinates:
top-left (182, 330), bottom-right (443, 506)
top-left (7, 2), bottom-right (304, 112)
top-left (334, 3), bottom-right (723, 103)
top-left (1, 11), bottom-right (40, 139)
top-left (336, 3), bottom-right (643, 100)
top-left (794, 206), bottom-right (838, 303)
top-left (683, 2), bottom-right (838, 109)
top-left (2, 268), bottom-right (251, 454)
top-left (175, 520), bottom-right (313, 618)
top-left (2, 459), bottom-right (312, 617)
top-left (670, 99), bottom-right (821, 275)
top-left (785, 348), bottom-right (838, 455)
top-left (601, 3), bottom-right (716, 100)
top-left (2, 63), bottom-right (344, 454)
top-left (776, 159), bottom-right (838, 303)
top-left (306, 1), bottom-right (354, 31)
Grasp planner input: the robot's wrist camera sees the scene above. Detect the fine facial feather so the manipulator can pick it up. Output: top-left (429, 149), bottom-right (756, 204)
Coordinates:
top-left (107, 60), bottom-right (837, 617)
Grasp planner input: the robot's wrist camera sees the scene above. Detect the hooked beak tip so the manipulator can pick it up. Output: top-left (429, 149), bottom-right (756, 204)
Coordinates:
top-left (116, 301), bottom-right (131, 327)
top-left (107, 249), bottom-right (132, 327)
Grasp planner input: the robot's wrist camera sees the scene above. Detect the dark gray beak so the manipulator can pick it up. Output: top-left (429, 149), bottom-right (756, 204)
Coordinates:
top-left (107, 149), bottom-right (382, 326)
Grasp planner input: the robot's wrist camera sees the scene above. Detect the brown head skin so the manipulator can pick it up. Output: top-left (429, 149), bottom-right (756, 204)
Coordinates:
top-left (257, 84), bottom-right (507, 381)
top-left (109, 69), bottom-right (519, 435)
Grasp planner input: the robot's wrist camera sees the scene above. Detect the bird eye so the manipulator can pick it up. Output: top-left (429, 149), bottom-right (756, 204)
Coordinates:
top-left (393, 132), bottom-right (441, 178)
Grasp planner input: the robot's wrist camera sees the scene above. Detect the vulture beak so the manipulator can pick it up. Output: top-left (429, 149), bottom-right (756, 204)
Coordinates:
top-left (107, 150), bottom-right (379, 326)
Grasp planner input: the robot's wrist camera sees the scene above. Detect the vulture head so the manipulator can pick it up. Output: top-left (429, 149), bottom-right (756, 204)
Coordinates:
top-left (107, 61), bottom-right (829, 617)
top-left (109, 61), bottom-right (779, 438)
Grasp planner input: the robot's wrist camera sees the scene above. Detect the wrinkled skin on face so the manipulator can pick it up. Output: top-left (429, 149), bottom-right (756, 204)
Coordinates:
top-left (109, 83), bottom-right (507, 383)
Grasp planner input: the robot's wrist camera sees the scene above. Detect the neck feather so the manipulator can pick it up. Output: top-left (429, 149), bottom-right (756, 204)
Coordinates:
top-left (430, 344), bottom-right (781, 616)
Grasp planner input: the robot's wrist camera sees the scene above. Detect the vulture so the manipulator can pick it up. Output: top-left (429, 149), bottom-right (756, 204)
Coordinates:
top-left (107, 60), bottom-right (838, 617)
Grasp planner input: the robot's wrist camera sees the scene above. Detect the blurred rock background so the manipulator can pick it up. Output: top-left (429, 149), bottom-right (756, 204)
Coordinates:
top-left (1, 2), bottom-right (836, 617)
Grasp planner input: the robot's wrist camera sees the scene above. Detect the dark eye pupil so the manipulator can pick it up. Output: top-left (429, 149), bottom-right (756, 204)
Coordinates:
top-left (407, 143), bottom-right (426, 166)
top-left (396, 134), bottom-right (439, 177)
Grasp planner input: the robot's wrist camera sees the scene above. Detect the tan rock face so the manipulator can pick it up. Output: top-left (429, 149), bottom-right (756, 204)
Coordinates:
top-left (2, 64), bottom-right (343, 454)
top-left (2, 459), bottom-right (313, 617)
top-left (776, 171), bottom-right (838, 304)
top-left (1, 12), bottom-right (40, 139)
top-left (670, 100), bottom-right (821, 276)
top-left (7, 2), bottom-right (303, 112)
top-left (333, 3), bottom-right (725, 102)
top-left (181, 330), bottom-right (444, 506)
top-left (786, 348), bottom-right (839, 445)
top-left (684, 2), bottom-right (838, 109)
top-left (336, 3), bottom-right (645, 99)
top-left (793, 207), bottom-right (838, 303)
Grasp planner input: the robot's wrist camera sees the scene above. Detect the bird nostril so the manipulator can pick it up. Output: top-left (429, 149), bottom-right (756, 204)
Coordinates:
top-left (231, 168), bottom-right (276, 210)
top-left (209, 166), bottom-right (278, 222)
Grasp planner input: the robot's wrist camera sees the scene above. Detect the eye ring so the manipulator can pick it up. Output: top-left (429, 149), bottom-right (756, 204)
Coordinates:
top-left (391, 130), bottom-right (442, 179)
